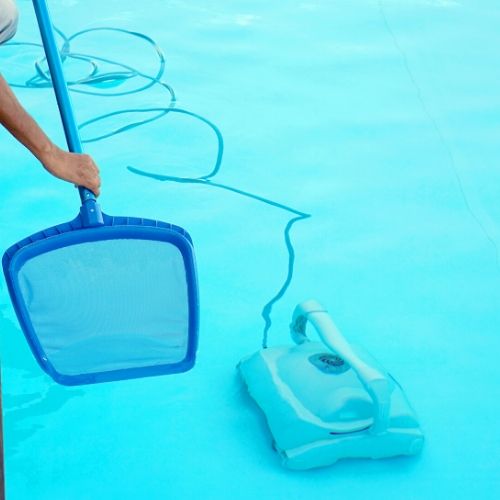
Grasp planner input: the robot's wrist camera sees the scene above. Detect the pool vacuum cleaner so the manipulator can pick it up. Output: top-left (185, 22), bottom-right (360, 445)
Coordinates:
top-left (238, 300), bottom-right (424, 470)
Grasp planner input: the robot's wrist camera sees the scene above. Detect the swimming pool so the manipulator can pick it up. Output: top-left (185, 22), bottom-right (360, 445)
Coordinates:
top-left (1, 0), bottom-right (500, 498)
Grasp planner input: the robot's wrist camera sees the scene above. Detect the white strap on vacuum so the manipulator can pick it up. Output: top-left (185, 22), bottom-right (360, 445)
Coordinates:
top-left (290, 299), bottom-right (393, 434)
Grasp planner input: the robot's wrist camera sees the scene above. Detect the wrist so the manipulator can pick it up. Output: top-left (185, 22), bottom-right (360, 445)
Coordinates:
top-left (36, 141), bottom-right (59, 166)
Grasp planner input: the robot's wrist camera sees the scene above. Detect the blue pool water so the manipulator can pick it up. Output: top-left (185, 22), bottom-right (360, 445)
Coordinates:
top-left (1, 0), bottom-right (500, 498)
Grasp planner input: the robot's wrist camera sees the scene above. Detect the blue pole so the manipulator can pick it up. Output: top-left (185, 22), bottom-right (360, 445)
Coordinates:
top-left (32, 0), bottom-right (103, 226)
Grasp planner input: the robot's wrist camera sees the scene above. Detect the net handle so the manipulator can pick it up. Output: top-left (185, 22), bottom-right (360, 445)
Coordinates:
top-left (290, 299), bottom-right (393, 434)
top-left (32, 0), bottom-right (103, 226)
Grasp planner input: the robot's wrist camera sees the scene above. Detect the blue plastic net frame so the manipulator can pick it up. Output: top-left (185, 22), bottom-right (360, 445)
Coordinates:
top-left (2, 212), bottom-right (199, 386)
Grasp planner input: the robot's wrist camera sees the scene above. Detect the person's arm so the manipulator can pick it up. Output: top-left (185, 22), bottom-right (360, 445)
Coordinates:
top-left (0, 74), bottom-right (100, 195)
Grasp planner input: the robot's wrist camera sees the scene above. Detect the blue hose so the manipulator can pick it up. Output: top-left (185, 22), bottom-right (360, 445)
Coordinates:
top-left (7, 13), bottom-right (311, 346)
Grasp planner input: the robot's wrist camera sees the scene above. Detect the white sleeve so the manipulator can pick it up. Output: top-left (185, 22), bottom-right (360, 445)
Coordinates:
top-left (0, 0), bottom-right (19, 45)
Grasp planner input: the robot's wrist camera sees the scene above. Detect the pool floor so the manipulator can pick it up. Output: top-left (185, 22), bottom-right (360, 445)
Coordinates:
top-left (1, 1), bottom-right (500, 498)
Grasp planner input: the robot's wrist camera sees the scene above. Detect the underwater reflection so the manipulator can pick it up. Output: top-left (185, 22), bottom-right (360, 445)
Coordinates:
top-left (0, 305), bottom-right (84, 456)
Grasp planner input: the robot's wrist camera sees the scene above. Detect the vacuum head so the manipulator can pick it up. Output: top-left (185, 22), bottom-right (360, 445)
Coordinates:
top-left (238, 300), bottom-right (424, 470)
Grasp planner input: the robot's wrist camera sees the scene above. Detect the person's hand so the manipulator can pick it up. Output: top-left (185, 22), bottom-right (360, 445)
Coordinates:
top-left (40, 145), bottom-right (101, 196)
